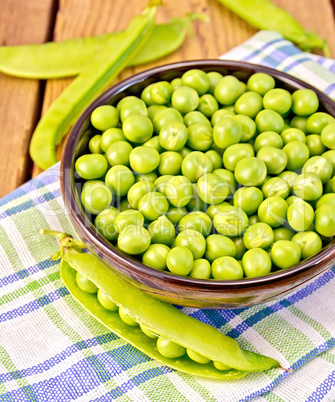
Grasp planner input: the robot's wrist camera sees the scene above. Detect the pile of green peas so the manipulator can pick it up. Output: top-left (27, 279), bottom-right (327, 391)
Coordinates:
top-left (75, 69), bottom-right (335, 280)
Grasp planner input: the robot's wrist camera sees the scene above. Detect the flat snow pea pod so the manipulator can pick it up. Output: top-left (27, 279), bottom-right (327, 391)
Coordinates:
top-left (29, 3), bottom-right (159, 170)
top-left (60, 247), bottom-right (279, 376)
top-left (217, 0), bottom-right (329, 55)
top-left (0, 14), bottom-right (202, 79)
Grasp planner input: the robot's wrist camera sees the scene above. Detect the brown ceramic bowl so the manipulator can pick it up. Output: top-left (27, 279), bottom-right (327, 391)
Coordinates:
top-left (60, 60), bottom-right (335, 309)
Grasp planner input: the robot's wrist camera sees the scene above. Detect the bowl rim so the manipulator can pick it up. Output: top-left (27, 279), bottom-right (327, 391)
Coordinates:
top-left (61, 59), bottom-right (335, 289)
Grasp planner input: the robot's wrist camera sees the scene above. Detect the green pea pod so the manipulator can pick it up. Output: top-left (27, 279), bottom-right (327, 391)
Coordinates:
top-left (218, 0), bottom-right (330, 56)
top-left (29, 1), bottom-right (159, 170)
top-left (0, 14), bottom-right (203, 79)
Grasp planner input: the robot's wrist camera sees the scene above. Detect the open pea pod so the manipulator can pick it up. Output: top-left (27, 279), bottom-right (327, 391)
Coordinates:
top-left (60, 248), bottom-right (279, 378)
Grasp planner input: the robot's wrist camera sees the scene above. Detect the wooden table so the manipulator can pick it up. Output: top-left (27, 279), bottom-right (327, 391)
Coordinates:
top-left (1, 0), bottom-right (335, 197)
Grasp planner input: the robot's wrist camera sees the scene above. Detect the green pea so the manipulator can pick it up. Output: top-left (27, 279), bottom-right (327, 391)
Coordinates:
top-left (118, 199), bottom-right (132, 212)
top-left (287, 198), bottom-right (314, 231)
top-left (97, 289), bottom-right (118, 311)
top-left (116, 96), bottom-right (138, 111)
top-left (206, 202), bottom-right (231, 220)
top-left (302, 156), bottom-right (333, 184)
top-left (187, 123), bottom-right (213, 151)
top-left (142, 135), bottom-right (163, 153)
top-left (81, 180), bottom-right (113, 215)
top-left (165, 175), bottom-right (193, 207)
top-left (271, 240), bottom-right (301, 269)
top-left (127, 181), bottom-right (154, 210)
top-left (286, 195), bottom-right (300, 206)
top-left (153, 108), bottom-right (184, 133)
top-left (290, 115), bottom-right (308, 133)
top-left (232, 236), bottom-right (247, 259)
top-left (89, 134), bottom-right (102, 154)
top-left (140, 323), bottom-right (158, 339)
top-left (243, 222), bottom-right (274, 250)
top-left (148, 216), bottom-right (176, 246)
top-left (136, 172), bottom-right (158, 183)
top-left (205, 234), bottom-right (236, 262)
top-left (292, 232), bottom-right (322, 260)
top-left (187, 348), bottom-right (211, 364)
top-left (106, 141), bottom-right (133, 167)
top-left (232, 115), bottom-right (257, 142)
top-left (261, 177), bottom-right (290, 199)
top-left (166, 246), bottom-right (194, 276)
top-left (94, 207), bottom-right (119, 241)
top-left (118, 224), bottom-right (151, 255)
top-left (205, 150), bottom-right (223, 170)
top-left (214, 205), bottom-right (248, 237)
top-left (159, 121), bottom-right (188, 151)
top-left (150, 81), bottom-right (173, 105)
top-left (105, 165), bottom-right (135, 197)
top-left (293, 172), bottom-right (323, 201)
top-left (114, 210), bottom-right (144, 233)
top-left (291, 89), bottom-right (319, 116)
top-left (263, 88), bottom-right (292, 115)
top-left (324, 177), bottom-right (335, 194)
top-left (233, 186), bottom-right (264, 215)
top-left (119, 306), bottom-right (138, 326)
top-left (273, 227), bottom-right (295, 242)
top-left (207, 71), bottom-right (223, 94)
top-left (214, 75), bottom-right (242, 105)
top-left (248, 215), bottom-right (259, 226)
top-left (234, 157), bottom-right (267, 187)
top-left (255, 109), bottom-right (284, 133)
top-left (178, 211), bottom-right (213, 237)
top-left (214, 362), bottom-right (231, 371)
top-left (211, 108), bottom-right (235, 125)
top-left (170, 77), bottom-right (182, 90)
top-left (306, 134), bottom-right (326, 156)
top-left (129, 146), bottom-right (160, 174)
top-left (281, 128), bottom-right (306, 145)
top-left (197, 94), bottom-right (219, 117)
top-left (283, 141), bottom-right (310, 171)
top-left (258, 196), bottom-right (288, 228)
top-left (147, 105), bottom-right (167, 121)
top-left (178, 146), bottom-right (192, 159)
top-left (122, 115), bottom-right (153, 143)
top-left (142, 243), bottom-right (170, 270)
top-left (316, 193), bottom-right (335, 209)
top-left (184, 111), bottom-right (211, 127)
top-left (321, 122), bottom-right (335, 149)
top-left (197, 173), bottom-right (229, 204)
top-left (175, 230), bottom-right (206, 260)
top-left (254, 131), bottom-right (283, 153)
top-left (278, 171), bottom-right (299, 191)
top-left (75, 154), bottom-right (108, 180)
top-left (182, 69), bottom-right (210, 95)
top-left (213, 118), bottom-right (242, 150)
top-left (171, 86), bottom-right (199, 114)
top-left (100, 128), bottom-right (126, 152)
top-left (120, 99), bottom-right (147, 122)
top-left (166, 205), bottom-right (188, 225)
top-left (314, 204), bottom-right (335, 237)
top-left (187, 183), bottom-right (209, 212)
top-left (247, 73), bottom-right (275, 95)
top-left (181, 151), bottom-right (213, 183)
top-left (189, 259), bottom-right (212, 279)
top-left (234, 91), bottom-right (263, 119)
top-left (76, 272), bottom-right (98, 293)
top-left (156, 338), bottom-right (186, 358)
top-left (138, 191), bottom-right (169, 221)
top-left (212, 256), bottom-right (243, 280)
top-left (91, 105), bottom-right (119, 131)
top-left (242, 248), bottom-right (272, 277)
top-left (323, 149), bottom-right (335, 172)
top-left (306, 112), bottom-right (334, 134)
top-left (257, 146), bottom-right (287, 174)
top-left (158, 151), bottom-right (183, 176)
top-left (213, 169), bottom-right (237, 195)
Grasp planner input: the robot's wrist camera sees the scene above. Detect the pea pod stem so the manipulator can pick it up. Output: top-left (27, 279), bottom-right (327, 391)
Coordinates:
top-left (217, 0), bottom-right (330, 56)
top-left (29, 2), bottom-right (159, 170)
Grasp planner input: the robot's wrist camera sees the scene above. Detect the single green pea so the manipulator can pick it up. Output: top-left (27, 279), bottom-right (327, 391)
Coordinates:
top-left (166, 246), bottom-right (194, 276)
top-left (213, 169), bottom-right (237, 195)
top-left (187, 349), bottom-right (211, 364)
top-left (281, 128), bottom-right (306, 145)
top-left (321, 122), bottom-right (335, 149)
top-left (100, 128), bottom-right (126, 152)
top-left (302, 156), bottom-right (333, 184)
top-left (76, 272), bottom-right (98, 293)
top-left (214, 362), bottom-right (232, 371)
top-left (287, 198), bottom-right (314, 231)
top-left (283, 141), bottom-right (310, 171)
top-left (141, 84), bottom-right (155, 106)
top-left (278, 171), bottom-right (299, 191)
top-left (212, 256), bottom-right (243, 280)
top-left (120, 99), bottom-right (147, 122)
top-left (166, 205), bottom-right (188, 225)
top-left (158, 151), bottom-right (183, 176)
top-left (170, 77), bottom-right (182, 90)
top-left (143, 135), bottom-right (164, 153)
top-left (207, 71), bottom-right (223, 94)
top-left (316, 193), bottom-right (335, 209)
top-left (234, 91), bottom-right (263, 119)
top-left (271, 240), bottom-right (301, 269)
top-left (232, 115), bottom-right (257, 142)
top-left (213, 205), bottom-right (249, 237)
top-left (213, 118), bottom-right (243, 150)
top-left (324, 176), bottom-right (335, 194)
top-left (118, 199), bottom-right (132, 212)
top-left (142, 243), bottom-right (171, 270)
top-left (118, 224), bottom-right (151, 255)
top-left (171, 86), bottom-right (200, 114)
top-left (211, 108), bottom-right (235, 125)
top-left (149, 81), bottom-right (173, 105)
top-left (153, 107), bottom-right (183, 133)
top-left (189, 259), bottom-right (212, 279)
top-left (197, 173), bottom-right (229, 204)
top-left (314, 204), bottom-right (335, 237)
top-left (214, 75), bottom-right (243, 105)
top-left (147, 105), bottom-right (167, 121)
top-left (205, 234), bottom-right (236, 262)
top-left (263, 88), bottom-right (292, 115)
top-left (292, 232), bottom-right (322, 260)
top-left (205, 150), bottom-right (223, 170)
top-left (116, 96), bottom-right (138, 111)
top-left (254, 131), bottom-right (283, 153)
top-left (234, 157), bottom-right (267, 187)
top-left (248, 215), bottom-right (259, 225)
top-left (156, 338), bottom-right (186, 358)
top-left (261, 177), bottom-right (290, 199)
top-left (135, 172), bottom-right (158, 183)
top-left (140, 323), bottom-right (158, 339)
top-left (273, 227), bottom-right (295, 242)
top-left (106, 141), bottom-right (133, 167)
top-left (89, 134), bottom-right (102, 154)
top-left (233, 186), bottom-right (264, 215)
top-left (232, 236), bottom-right (247, 260)
top-left (105, 165), bottom-right (135, 197)
top-left (81, 180), bottom-right (113, 215)
top-left (97, 289), bottom-right (118, 311)
top-left (114, 210), bottom-right (144, 233)
top-left (242, 248), bottom-right (272, 277)
top-left (323, 149), bottom-right (335, 172)
top-left (159, 121), bottom-right (188, 151)
top-left (306, 112), bottom-right (334, 134)
top-left (187, 123), bottom-right (213, 151)
top-left (243, 222), bottom-right (274, 250)
top-left (256, 146), bottom-right (287, 174)
top-left (138, 191), bottom-right (169, 221)
top-left (122, 115), bottom-right (153, 143)
top-left (255, 109), bottom-right (284, 133)
top-left (290, 115), bottom-right (308, 133)
top-left (197, 94), bottom-right (219, 117)
top-left (178, 211), bottom-right (213, 237)
top-left (175, 230), bottom-right (206, 260)
top-left (129, 146), bottom-right (160, 174)
top-left (181, 151), bottom-right (213, 182)
top-left (119, 306), bottom-right (138, 326)
top-left (258, 196), bottom-right (288, 228)
top-left (293, 172), bottom-right (323, 201)
top-left (75, 154), bottom-right (108, 180)
top-left (182, 69), bottom-right (210, 95)
top-left (165, 175), bottom-right (193, 207)
top-left (91, 105), bottom-right (119, 131)
top-left (154, 175), bottom-right (174, 195)
top-left (127, 181), bottom-right (154, 210)
top-left (148, 216), bottom-right (176, 246)
top-left (178, 146), bottom-right (192, 159)
top-left (94, 207), bottom-right (119, 241)
top-left (184, 111), bottom-right (211, 127)
top-left (247, 73), bottom-right (275, 95)
top-left (291, 89), bottom-right (319, 116)
top-left (306, 134), bottom-right (326, 156)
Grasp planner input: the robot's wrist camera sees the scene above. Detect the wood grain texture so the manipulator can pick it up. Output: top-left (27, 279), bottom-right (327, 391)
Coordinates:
top-left (0, 0), bottom-right (56, 197)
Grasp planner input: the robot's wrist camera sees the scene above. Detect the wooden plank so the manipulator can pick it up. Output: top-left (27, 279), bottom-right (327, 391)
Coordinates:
top-left (0, 0), bottom-right (56, 197)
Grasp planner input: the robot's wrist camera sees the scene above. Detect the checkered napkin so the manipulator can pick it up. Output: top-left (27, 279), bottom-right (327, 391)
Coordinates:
top-left (1, 31), bottom-right (335, 402)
